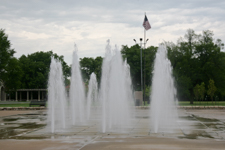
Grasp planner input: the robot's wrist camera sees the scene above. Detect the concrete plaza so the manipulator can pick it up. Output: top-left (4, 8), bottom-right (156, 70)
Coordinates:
top-left (0, 108), bottom-right (224, 150)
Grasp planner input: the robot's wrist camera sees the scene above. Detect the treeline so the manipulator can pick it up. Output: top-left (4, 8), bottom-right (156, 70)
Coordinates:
top-left (1, 28), bottom-right (224, 103)
top-left (166, 29), bottom-right (225, 102)
top-left (121, 29), bottom-right (225, 102)
top-left (0, 29), bottom-right (70, 91)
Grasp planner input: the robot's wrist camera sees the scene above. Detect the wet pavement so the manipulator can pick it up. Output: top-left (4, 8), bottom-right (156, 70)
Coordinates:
top-left (0, 111), bottom-right (46, 139)
top-left (0, 109), bottom-right (225, 149)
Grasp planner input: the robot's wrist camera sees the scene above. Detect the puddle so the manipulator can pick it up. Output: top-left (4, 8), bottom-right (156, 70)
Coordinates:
top-left (3, 118), bottom-right (19, 122)
top-left (0, 128), bottom-right (17, 139)
top-left (193, 115), bottom-right (220, 122)
top-left (0, 123), bottom-right (46, 139)
top-left (0, 112), bottom-right (46, 139)
top-left (179, 116), bottom-right (196, 121)
top-left (179, 130), bottom-right (214, 139)
top-left (0, 111), bottom-right (224, 140)
top-left (178, 115), bottom-right (225, 140)
top-left (23, 114), bottom-right (41, 116)
top-left (204, 123), bottom-right (225, 130)
top-left (190, 123), bottom-right (207, 129)
top-left (1, 123), bottom-right (20, 128)
top-left (19, 123), bottom-right (45, 129)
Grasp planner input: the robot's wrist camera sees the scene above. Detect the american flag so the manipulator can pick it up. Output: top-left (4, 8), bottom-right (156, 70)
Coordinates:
top-left (143, 15), bottom-right (151, 30)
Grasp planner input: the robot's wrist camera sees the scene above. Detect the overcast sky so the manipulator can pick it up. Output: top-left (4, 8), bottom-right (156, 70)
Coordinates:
top-left (1, 0), bottom-right (225, 65)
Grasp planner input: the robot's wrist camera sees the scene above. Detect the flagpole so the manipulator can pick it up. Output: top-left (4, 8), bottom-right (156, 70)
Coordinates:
top-left (143, 13), bottom-right (146, 105)
top-left (140, 40), bottom-right (143, 93)
top-left (144, 12), bottom-right (146, 48)
top-left (143, 25), bottom-right (146, 105)
top-left (136, 13), bottom-right (150, 106)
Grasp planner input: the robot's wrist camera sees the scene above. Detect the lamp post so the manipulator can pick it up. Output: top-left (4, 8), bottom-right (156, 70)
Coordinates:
top-left (143, 39), bottom-right (148, 105)
top-left (133, 38), bottom-right (149, 105)
top-left (133, 39), bottom-right (142, 92)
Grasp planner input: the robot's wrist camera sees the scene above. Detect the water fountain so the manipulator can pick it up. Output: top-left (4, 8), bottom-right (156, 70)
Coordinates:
top-left (99, 40), bottom-right (134, 133)
top-left (70, 45), bottom-right (86, 125)
top-left (5, 41), bottom-right (224, 150)
top-left (150, 45), bottom-right (178, 133)
top-left (47, 41), bottom-right (134, 133)
top-left (47, 57), bottom-right (67, 133)
top-left (86, 73), bottom-right (98, 120)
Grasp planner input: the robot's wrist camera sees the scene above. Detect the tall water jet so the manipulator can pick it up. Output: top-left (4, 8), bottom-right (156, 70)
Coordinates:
top-left (87, 73), bottom-right (98, 120)
top-left (100, 40), bottom-right (134, 133)
top-left (99, 41), bottom-right (112, 132)
top-left (70, 45), bottom-right (86, 125)
top-left (150, 45), bottom-right (178, 133)
top-left (47, 57), bottom-right (67, 133)
top-left (124, 59), bottom-right (134, 106)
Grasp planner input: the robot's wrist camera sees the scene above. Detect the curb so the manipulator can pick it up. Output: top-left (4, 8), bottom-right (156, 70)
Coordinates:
top-left (0, 107), bottom-right (46, 111)
top-left (135, 106), bottom-right (225, 109)
top-left (0, 106), bottom-right (224, 110)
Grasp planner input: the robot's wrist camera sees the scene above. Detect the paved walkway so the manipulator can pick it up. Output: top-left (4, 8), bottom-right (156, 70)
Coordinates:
top-left (0, 109), bottom-right (224, 150)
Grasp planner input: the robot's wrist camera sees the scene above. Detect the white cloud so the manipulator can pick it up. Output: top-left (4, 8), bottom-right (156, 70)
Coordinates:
top-left (0, 0), bottom-right (224, 65)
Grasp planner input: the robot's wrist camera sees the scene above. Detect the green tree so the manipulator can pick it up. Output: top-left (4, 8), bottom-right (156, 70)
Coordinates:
top-left (167, 29), bottom-right (225, 104)
top-left (199, 82), bottom-right (205, 102)
top-left (0, 29), bottom-right (22, 90)
top-left (19, 51), bottom-right (70, 89)
top-left (193, 82), bottom-right (205, 105)
top-left (194, 31), bottom-right (225, 101)
top-left (145, 86), bottom-right (151, 99)
top-left (121, 44), bottom-right (141, 90)
top-left (4, 58), bottom-right (22, 90)
top-left (80, 56), bottom-right (103, 83)
top-left (121, 44), bottom-right (157, 91)
top-left (94, 56), bottom-right (103, 83)
top-left (207, 79), bottom-right (217, 104)
top-left (193, 84), bottom-right (200, 102)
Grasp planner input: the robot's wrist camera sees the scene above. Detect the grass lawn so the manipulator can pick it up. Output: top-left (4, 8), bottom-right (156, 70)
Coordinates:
top-left (0, 101), bottom-right (225, 107)
top-left (144, 101), bottom-right (225, 106)
top-left (0, 102), bottom-right (45, 107)
top-left (0, 104), bottom-right (29, 107)
top-left (179, 101), bottom-right (225, 106)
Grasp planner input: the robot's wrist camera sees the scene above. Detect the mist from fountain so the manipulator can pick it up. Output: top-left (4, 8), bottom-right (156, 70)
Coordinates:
top-left (150, 45), bottom-right (178, 133)
top-left (47, 57), bottom-right (67, 133)
top-left (99, 40), bottom-right (134, 133)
